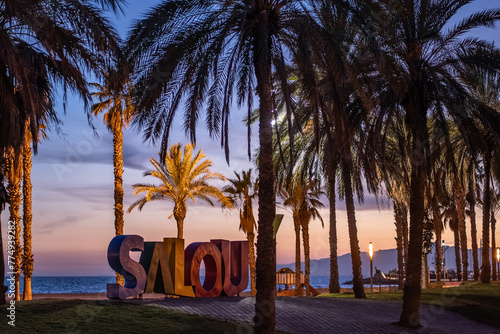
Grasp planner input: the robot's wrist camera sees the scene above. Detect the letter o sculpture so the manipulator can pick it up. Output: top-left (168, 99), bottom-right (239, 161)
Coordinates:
top-left (184, 242), bottom-right (222, 297)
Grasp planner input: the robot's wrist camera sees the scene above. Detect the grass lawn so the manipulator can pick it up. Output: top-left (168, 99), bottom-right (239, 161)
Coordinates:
top-left (0, 299), bottom-right (262, 334)
top-left (319, 282), bottom-right (500, 328)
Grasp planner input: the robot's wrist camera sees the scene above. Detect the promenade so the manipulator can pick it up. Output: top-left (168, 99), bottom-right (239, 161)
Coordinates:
top-left (149, 296), bottom-right (500, 334)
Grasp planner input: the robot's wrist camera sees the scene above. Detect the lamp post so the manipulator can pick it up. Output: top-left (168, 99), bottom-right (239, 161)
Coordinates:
top-left (369, 242), bottom-right (373, 292)
top-left (497, 248), bottom-right (499, 281)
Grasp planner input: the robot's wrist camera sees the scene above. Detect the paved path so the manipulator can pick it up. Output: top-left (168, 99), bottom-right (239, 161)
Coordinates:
top-left (147, 296), bottom-right (500, 334)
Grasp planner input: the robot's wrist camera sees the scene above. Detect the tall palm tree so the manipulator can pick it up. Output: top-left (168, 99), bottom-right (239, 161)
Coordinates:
top-left (223, 169), bottom-right (258, 296)
top-left (467, 68), bottom-right (500, 282)
top-left (375, 111), bottom-right (411, 289)
top-left (128, 143), bottom-right (231, 238)
top-left (127, 2), bottom-right (317, 330)
top-left (5, 147), bottom-right (22, 301)
top-left (369, 1), bottom-right (500, 326)
top-left (91, 63), bottom-right (134, 286)
top-left (20, 120), bottom-right (47, 301)
top-left (302, 2), bottom-right (382, 299)
top-left (0, 157), bottom-right (8, 304)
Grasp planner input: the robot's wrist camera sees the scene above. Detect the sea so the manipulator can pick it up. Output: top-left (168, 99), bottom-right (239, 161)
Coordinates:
top-left (4, 276), bottom-right (356, 294)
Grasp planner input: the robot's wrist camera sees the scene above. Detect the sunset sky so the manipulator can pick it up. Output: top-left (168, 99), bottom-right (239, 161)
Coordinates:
top-left (1, 0), bottom-right (500, 277)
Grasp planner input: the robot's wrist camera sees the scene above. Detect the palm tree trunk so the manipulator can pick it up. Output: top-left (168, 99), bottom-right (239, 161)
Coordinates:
top-left (174, 202), bottom-right (187, 239)
top-left (6, 147), bottom-right (22, 301)
top-left (293, 216), bottom-right (301, 295)
top-left (402, 205), bottom-right (409, 275)
top-left (176, 219), bottom-right (184, 239)
top-left (22, 130), bottom-right (33, 300)
top-left (341, 159), bottom-right (365, 299)
top-left (454, 179), bottom-right (468, 281)
top-left (327, 169), bottom-right (340, 293)
top-left (492, 210), bottom-right (496, 281)
top-left (394, 202), bottom-right (404, 289)
top-left (481, 154), bottom-right (491, 283)
top-left (468, 178), bottom-right (479, 281)
top-left (248, 231), bottom-right (256, 296)
top-left (302, 222), bottom-right (310, 296)
top-left (431, 198), bottom-right (442, 282)
top-left (253, 29), bottom-right (276, 333)
top-left (113, 122), bottom-right (125, 286)
top-left (453, 225), bottom-right (461, 281)
top-left (399, 100), bottom-right (426, 327)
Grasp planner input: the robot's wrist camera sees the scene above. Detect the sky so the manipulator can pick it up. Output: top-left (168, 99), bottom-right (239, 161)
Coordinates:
top-left (2, 0), bottom-right (500, 277)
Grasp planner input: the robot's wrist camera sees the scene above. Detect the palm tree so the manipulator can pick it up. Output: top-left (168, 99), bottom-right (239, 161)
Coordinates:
top-left (127, 2), bottom-right (317, 330)
top-left (376, 111), bottom-right (411, 289)
top-left (128, 143), bottom-right (231, 238)
top-left (279, 178), bottom-right (323, 296)
top-left (0, 157), bottom-right (8, 304)
top-left (299, 181), bottom-right (324, 296)
top-left (301, 2), bottom-right (382, 299)
top-left (465, 68), bottom-right (500, 282)
top-left (278, 184), bottom-right (303, 296)
top-left (369, 1), bottom-right (500, 326)
top-left (0, 0), bottom-right (123, 154)
top-left (223, 169), bottom-right (258, 296)
top-left (20, 120), bottom-right (47, 301)
top-left (91, 63), bottom-right (134, 286)
top-left (5, 147), bottom-right (22, 301)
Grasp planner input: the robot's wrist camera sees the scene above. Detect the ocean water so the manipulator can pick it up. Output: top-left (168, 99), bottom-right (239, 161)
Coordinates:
top-left (4, 275), bottom-right (357, 294)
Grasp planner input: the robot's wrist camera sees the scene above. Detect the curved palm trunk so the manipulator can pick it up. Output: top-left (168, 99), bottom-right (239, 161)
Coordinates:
top-left (394, 202), bottom-right (404, 289)
top-left (327, 170), bottom-right (340, 293)
top-left (454, 180), bottom-right (468, 281)
top-left (6, 148), bottom-right (22, 301)
top-left (480, 154), bottom-right (491, 283)
top-left (453, 225), bottom-right (461, 281)
top-left (492, 211), bottom-right (496, 281)
top-left (468, 178), bottom-right (479, 281)
top-left (248, 231), bottom-right (256, 296)
top-left (113, 123), bottom-right (125, 286)
top-left (254, 28), bottom-right (276, 332)
top-left (399, 99), bottom-right (426, 327)
top-left (293, 216), bottom-right (301, 295)
top-left (341, 160), bottom-right (365, 299)
top-left (302, 222), bottom-right (310, 296)
top-left (22, 131), bottom-right (33, 300)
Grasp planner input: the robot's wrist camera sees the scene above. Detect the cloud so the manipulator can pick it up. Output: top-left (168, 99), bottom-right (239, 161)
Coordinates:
top-left (36, 215), bottom-right (80, 234)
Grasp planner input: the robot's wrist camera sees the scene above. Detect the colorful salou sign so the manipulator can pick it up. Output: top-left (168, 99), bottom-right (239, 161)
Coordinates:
top-left (106, 235), bottom-right (249, 299)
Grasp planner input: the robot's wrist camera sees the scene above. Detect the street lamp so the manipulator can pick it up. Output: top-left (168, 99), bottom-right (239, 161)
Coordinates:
top-left (369, 242), bottom-right (373, 292)
top-left (497, 248), bottom-right (499, 281)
